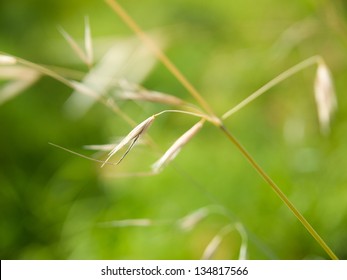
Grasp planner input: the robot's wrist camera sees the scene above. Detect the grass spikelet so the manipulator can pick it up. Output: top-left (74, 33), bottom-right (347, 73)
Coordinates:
top-left (314, 61), bottom-right (337, 134)
top-left (0, 54), bottom-right (17, 65)
top-left (177, 207), bottom-right (210, 231)
top-left (117, 87), bottom-right (186, 106)
top-left (152, 119), bottom-right (204, 173)
top-left (201, 225), bottom-right (233, 260)
top-left (102, 115), bottom-right (155, 167)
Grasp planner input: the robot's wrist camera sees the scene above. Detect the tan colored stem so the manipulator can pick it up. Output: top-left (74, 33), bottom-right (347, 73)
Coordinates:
top-left (105, 0), bottom-right (218, 122)
top-left (219, 124), bottom-right (338, 260)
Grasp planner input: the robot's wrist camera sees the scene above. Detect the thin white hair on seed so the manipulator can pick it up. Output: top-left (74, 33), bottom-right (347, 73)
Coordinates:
top-left (48, 142), bottom-right (117, 166)
top-left (152, 119), bottom-right (204, 173)
top-left (102, 115), bottom-right (155, 167)
top-left (314, 61), bottom-right (337, 134)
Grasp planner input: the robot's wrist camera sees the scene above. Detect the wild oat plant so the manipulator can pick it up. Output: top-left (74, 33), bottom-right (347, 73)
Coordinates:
top-left (0, 0), bottom-right (339, 259)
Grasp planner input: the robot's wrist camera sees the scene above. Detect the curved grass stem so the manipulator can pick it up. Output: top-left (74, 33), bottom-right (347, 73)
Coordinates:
top-left (154, 109), bottom-right (215, 123)
top-left (219, 124), bottom-right (338, 260)
top-left (222, 56), bottom-right (323, 120)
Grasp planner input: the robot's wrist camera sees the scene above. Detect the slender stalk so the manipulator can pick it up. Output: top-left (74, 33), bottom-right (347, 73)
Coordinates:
top-left (222, 56), bottom-right (323, 120)
top-left (219, 124), bottom-right (338, 260)
top-left (154, 109), bottom-right (214, 123)
top-left (105, 0), bottom-right (219, 122)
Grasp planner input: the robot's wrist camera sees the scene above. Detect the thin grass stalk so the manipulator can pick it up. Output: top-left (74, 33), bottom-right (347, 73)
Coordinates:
top-left (218, 124), bottom-right (338, 260)
top-left (202, 225), bottom-right (234, 260)
top-left (222, 55), bottom-right (322, 120)
top-left (105, 0), bottom-right (219, 122)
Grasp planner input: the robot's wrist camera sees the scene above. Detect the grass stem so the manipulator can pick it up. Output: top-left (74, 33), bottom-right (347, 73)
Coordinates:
top-left (105, 0), bottom-right (219, 121)
top-left (219, 124), bottom-right (338, 260)
top-left (222, 56), bottom-right (322, 119)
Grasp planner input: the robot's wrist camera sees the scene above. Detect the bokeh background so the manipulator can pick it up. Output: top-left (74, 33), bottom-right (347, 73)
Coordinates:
top-left (1, 0), bottom-right (347, 259)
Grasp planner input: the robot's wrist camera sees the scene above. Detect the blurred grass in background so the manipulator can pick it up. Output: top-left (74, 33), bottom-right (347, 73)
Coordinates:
top-left (1, 0), bottom-right (347, 259)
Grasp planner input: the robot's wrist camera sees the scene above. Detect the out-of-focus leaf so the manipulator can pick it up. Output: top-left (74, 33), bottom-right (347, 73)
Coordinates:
top-left (64, 34), bottom-right (166, 119)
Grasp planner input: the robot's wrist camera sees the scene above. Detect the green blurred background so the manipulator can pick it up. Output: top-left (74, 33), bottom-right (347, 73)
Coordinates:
top-left (1, 0), bottom-right (347, 259)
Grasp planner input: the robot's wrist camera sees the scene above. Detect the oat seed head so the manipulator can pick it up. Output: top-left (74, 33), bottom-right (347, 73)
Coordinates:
top-left (314, 61), bottom-right (337, 134)
top-left (101, 115), bottom-right (155, 167)
top-left (152, 120), bottom-right (204, 173)
top-left (117, 88), bottom-right (185, 106)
